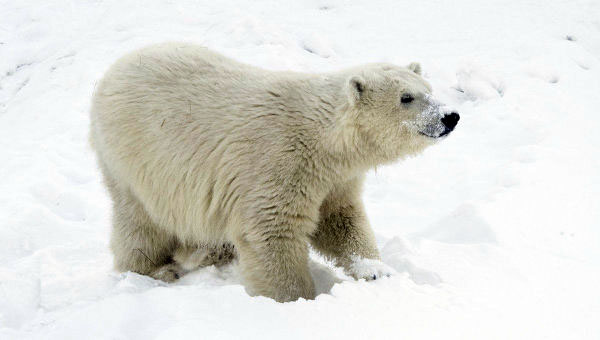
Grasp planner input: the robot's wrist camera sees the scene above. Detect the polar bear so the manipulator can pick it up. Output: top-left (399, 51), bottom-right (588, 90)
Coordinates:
top-left (90, 43), bottom-right (459, 302)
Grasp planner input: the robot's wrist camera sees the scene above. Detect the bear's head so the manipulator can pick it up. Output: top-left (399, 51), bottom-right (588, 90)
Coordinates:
top-left (336, 62), bottom-right (459, 165)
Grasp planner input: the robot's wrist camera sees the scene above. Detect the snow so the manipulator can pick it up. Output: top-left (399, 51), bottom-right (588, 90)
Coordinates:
top-left (1, 0), bottom-right (599, 338)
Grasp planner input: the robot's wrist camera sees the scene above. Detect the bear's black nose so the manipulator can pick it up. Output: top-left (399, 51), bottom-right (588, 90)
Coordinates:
top-left (441, 112), bottom-right (460, 130)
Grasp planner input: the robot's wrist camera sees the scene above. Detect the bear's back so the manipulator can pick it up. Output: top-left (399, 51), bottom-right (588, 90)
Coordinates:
top-left (89, 44), bottom-right (325, 239)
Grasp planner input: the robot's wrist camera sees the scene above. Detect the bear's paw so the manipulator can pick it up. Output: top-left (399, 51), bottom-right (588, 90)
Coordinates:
top-left (347, 257), bottom-right (395, 281)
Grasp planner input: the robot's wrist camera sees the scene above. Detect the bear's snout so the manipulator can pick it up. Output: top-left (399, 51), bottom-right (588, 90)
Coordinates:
top-left (440, 112), bottom-right (460, 136)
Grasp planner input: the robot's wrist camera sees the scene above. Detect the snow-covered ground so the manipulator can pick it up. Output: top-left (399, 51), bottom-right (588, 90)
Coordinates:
top-left (1, 0), bottom-right (599, 338)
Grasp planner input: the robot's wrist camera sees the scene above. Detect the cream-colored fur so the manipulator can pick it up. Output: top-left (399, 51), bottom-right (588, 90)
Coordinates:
top-left (90, 43), bottom-right (454, 302)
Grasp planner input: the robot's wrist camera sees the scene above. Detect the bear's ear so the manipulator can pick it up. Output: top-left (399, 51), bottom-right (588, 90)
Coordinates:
top-left (407, 62), bottom-right (422, 75)
top-left (347, 76), bottom-right (366, 105)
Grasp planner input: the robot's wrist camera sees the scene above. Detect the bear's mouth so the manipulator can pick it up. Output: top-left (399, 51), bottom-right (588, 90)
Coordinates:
top-left (438, 127), bottom-right (453, 137)
top-left (419, 127), bottom-right (452, 139)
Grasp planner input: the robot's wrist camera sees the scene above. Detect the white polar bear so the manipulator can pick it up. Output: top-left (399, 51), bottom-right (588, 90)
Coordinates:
top-left (90, 43), bottom-right (459, 302)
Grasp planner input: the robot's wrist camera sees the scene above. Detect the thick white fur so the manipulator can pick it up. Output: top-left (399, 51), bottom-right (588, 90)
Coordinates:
top-left (90, 43), bottom-right (441, 302)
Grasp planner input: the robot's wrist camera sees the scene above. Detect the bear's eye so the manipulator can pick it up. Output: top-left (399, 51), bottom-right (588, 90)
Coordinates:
top-left (401, 94), bottom-right (414, 104)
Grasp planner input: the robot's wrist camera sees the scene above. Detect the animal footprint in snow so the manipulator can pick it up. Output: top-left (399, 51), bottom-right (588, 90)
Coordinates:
top-left (455, 63), bottom-right (505, 100)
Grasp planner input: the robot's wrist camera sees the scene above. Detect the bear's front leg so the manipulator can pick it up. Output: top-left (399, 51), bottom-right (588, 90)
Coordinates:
top-left (235, 223), bottom-right (315, 302)
top-left (311, 177), bottom-right (394, 280)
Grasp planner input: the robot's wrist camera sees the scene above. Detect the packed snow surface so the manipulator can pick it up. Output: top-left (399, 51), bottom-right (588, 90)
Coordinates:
top-left (1, 0), bottom-right (599, 339)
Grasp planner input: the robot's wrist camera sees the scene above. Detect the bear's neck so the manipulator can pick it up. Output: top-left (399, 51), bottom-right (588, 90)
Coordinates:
top-left (273, 74), bottom-right (381, 181)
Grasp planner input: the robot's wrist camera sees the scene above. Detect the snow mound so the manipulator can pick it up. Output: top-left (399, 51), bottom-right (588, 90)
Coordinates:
top-left (381, 237), bottom-right (442, 285)
top-left (417, 204), bottom-right (497, 245)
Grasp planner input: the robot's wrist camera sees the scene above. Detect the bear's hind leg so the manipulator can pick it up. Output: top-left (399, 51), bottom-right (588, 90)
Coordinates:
top-left (103, 171), bottom-right (184, 282)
